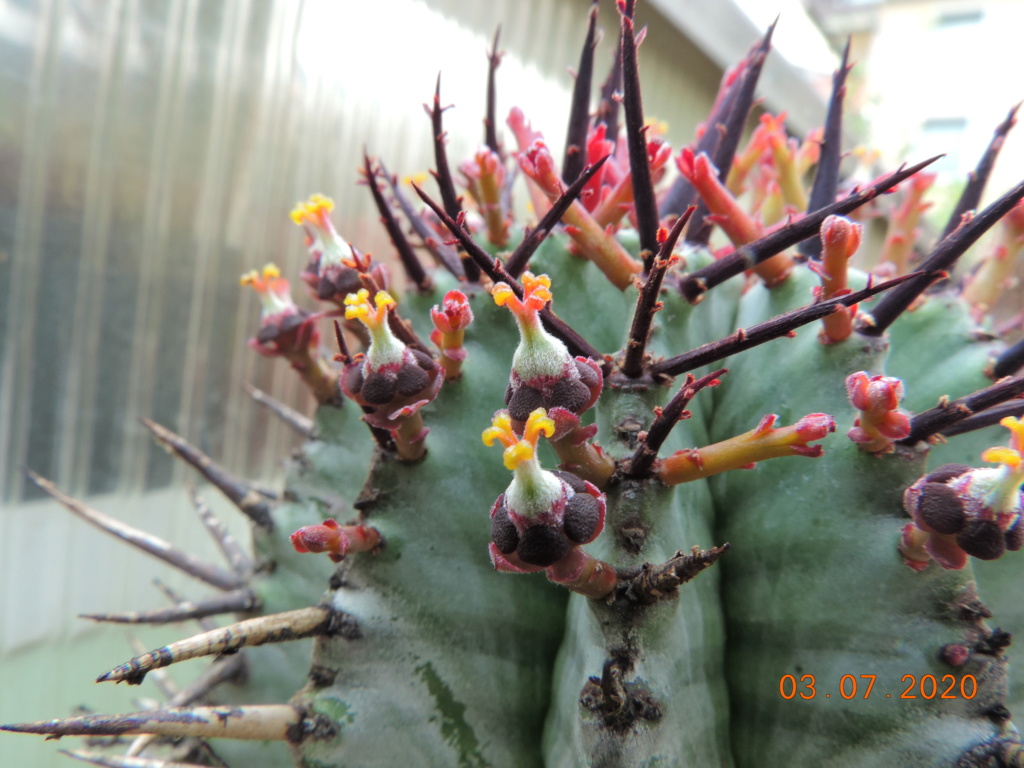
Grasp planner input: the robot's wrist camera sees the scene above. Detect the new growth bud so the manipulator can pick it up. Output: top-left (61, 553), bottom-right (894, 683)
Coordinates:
top-left (430, 290), bottom-right (474, 381)
top-left (815, 215), bottom-right (863, 344)
top-left (483, 409), bottom-right (615, 599)
top-left (290, 519), bottom-right (381, 563)
top-left (460, 147), bottom-right (509, 247)
top-left (657, 412), bottom-right (835, 485)
top-left (517, 141), bottom-right (640, 289)
top-left (846, 372), bottom-right (911, 453)
top-left (900, 417), bottom-right (1024, 570)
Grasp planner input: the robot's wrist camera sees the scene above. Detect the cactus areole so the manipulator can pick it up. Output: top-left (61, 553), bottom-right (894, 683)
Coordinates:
top-left (8, 3), bottom-right (1024, 767)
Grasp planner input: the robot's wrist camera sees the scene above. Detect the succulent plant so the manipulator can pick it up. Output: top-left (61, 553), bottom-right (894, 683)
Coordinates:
top-left (6, 2), bottom-right (1024, 767)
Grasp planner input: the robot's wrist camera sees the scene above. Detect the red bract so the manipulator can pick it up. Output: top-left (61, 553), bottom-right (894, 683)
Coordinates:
top-left (290, 519), bottom-right (381, 563)
top-left (845, 372), bottom-right (911, 453)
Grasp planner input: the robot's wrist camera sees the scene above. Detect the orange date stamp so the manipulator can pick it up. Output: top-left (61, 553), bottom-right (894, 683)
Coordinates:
top-left (779, 674), bottom-right (978, 700)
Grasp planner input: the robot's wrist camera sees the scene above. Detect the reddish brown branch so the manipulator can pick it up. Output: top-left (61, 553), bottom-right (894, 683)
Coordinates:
top-left (621, 206), bottom-right (695, 378)
top-left (626, 368), bottom-right (726, 479)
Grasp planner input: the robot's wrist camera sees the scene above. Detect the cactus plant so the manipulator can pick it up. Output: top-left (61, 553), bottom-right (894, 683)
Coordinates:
top-left (5, 2), bottom-right (1024, 767)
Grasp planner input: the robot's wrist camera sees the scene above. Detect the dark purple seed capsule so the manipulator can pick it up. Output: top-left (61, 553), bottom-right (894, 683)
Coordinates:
top-left (575, 358), bottom-right (600, 390)
top-left (517, 525), bottom-right (569, 567)
top-left (317, 279), bottom-right (337, 300)
top-left (1005, 518), bottom-right (1023, 552)
top-left (551, 377), bottom-right (591, 414)
top-left (957, 519), bottom-right (1006, 561)
top-left (491, 504), bottom-right (519, 554)
top-left (563, 493), bottom-right (601, 543)
top-left (396, 363), bottom-right (429, 396)
top-left (362, 372), bottom-right (397, 405)
top-left (924, 464), bottom-right (973, 485)
top-left (256, 324), bottom-right (280, 343)
top-left (334, 270), bottom-right (362, 297)
top-left (508, 386), bottom-right (544, 422)
top-left (342, 365), bottom-right (364, 395)
top-left (917, 483), bottom-right (966, 535)
top-left (411, 348), bottom-right (435, 371)
top-left (553, 470), bottom-right (588, 494)
top-left (279, 313), bottom-right (305, 335)
top-left (505, 383), bottom-right (514, 405)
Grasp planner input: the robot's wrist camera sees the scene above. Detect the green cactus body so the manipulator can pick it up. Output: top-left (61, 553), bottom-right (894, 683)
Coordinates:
top-left (539, 247), bottom-right (739, 766)
top-left (6, 4), bottom-right (1024, 768)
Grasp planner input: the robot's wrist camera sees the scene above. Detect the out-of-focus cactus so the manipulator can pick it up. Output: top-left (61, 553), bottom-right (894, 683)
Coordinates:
top-left (7, 3), bottom-right (1024, 767)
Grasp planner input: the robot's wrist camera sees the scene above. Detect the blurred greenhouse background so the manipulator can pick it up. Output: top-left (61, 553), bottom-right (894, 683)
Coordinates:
top-left (1, 0), bottom-right (1022, 765)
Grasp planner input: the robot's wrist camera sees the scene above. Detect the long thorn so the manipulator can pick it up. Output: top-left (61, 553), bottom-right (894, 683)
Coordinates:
top-left (653, 272), bottom-right (919, 378)
top-left (485, 26), bottom-right (503, 157)
top-left (505, 156), bottom-right (610, 278)
top-left (381, 160), bottom-right (463, 278)
top-left (139, 419), bottom-right (274, 531)
top-left (80, 589), bottom-right (258, 625)
top-left (619, 544), bottom-right (730, 605)
top-left (562, 2), bottom-right (599, 184)
top-left (171, 655), bottom-right (248, 708)
top-left (96, 607), bottom-right (357, 684)
top-left (411, 182), bottom-right (605, 363)
top-left (686, 20), bottom-right (776, 244)
top-left (798, 37), bottom-right (851, 260)
top-left (861, 177), bottom-right (1024, 336)
top-left (127, 654), bottom-right (250, 756)
top-left (940, 400), bottom-right (1024, 438)
top-left (428, 74), bottom-right (480, 282)
top-left (3, 705), bottom-right (313, 742)
top-left (940, 103), bottom-right (1019, 241)
top-left (152, 579), bottom-right (220, 632)
top-left (621, 206), bottom-right (695, 378)
top-left (361, 153), bottom-right (431, 290)
top-left (62, 750), bottom-right (220, 768)
top-left (187, 483), bottom-right (255, 577)
top-left (23, 469), bottom-right (244, 592)
top-left (678, 157), bottom-right (941, 303)
top-left (626, 369), bottom-right (726, 479)
top-left (899, 374), bottom-right (1024, 446)
top-left (618, 0), bottom-right (658, 268)
top-left (994, 336), bottom-right (1024, 379)
top-left (127, 635), bottom-right (179, 701)
top-left (595, 32), bottom-right (623, 144)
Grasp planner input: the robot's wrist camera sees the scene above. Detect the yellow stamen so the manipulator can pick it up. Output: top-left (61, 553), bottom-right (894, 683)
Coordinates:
top-left (290, 194), bottom-right (334, 226)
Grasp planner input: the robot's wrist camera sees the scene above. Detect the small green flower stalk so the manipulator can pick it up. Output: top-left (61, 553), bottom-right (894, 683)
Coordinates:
top-left (10, 3), bottom-right (1024, 768)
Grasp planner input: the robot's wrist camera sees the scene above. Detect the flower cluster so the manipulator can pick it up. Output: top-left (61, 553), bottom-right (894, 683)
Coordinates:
top-left (240, 264), bottom-right (339, 405)
top-left (900, 417), bottom-right (1024, 570)
top-left (483, 409), bottom-right (615, 598)
top-left (291, 194), bottom-right (389, 304)
top-left (341, 289), bottom-right (442, 460)
top-left (492, 273), bottom-right (602, 438)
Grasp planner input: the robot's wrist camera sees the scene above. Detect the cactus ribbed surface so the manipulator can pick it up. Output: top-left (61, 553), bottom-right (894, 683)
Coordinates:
top-left (5, 3), bottom-right (1024, 767)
